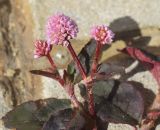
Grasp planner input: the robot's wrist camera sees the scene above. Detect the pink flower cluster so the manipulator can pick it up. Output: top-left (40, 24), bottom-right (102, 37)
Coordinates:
top-left (34, 13), bottom-right (115, 59)
top-left (46, 13), bottom-right (79, 46)
top-left (91, 25), bottom-right (114, 44)
top-left (34, 40), bottom-right (52, 58)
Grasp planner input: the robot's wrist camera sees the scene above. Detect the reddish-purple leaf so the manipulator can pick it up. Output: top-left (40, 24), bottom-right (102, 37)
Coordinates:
top-left (96, 63), bottom-right (125, 80)
top-left (30, 68), bottom-right (58, 79)
top-left (94, 80), bottom-right (144, 125)
top-left (30, 68), bottom-right (65, 85)
top-left (2, 98), bottom-right (71, 130)
top-left (120, 47), bottom-right (160, 87)
top-left (43, 108), bottom-right (86, 130)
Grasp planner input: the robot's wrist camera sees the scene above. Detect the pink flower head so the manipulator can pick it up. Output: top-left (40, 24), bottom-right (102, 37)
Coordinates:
top-left (34, 40), bottom-right (52, 58)
top-left (91, 25), bottom-right (114, 44)
top-left (46, 13), bottom-right (79, 46)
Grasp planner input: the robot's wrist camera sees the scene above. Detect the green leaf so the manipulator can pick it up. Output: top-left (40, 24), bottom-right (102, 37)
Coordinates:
top-left (2, 98), bottom-right (71, 130)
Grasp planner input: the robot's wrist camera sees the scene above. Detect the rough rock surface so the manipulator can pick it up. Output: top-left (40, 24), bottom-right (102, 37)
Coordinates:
top-left (0, 0), bottom-right (160, 130)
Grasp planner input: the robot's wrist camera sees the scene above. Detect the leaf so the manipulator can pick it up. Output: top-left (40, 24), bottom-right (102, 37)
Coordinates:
top-left (96, 117), bottom-right (109, 130)
top-left (43, 108), bottom-right (86, 130)
top-left (112, 82), bottom-right (144, 122)
top-left (67, 39), bottom-right (97, 84)
top-left (119, 46), bottom-right (160, 87)
top-left (30, 68), bottom-right (59, 79)
top-left (2, 98), bottom-right (71, 130)
top-left (97, 102), bottom-right (137, 125)
top-left (97, 63), bottom-right (125, 76)
top-left (79, 79), bottom-right (144, 125)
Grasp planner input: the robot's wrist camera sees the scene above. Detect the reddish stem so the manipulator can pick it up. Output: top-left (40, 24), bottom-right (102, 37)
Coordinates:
top-left (91, 42), bottom-right (102, 75)
top-left (86, 42), bottom-right (102, 116)
top-left (47, 53), bottom-right (81, 109)
top-left (65, 85), bottom-right (80, 108)
top-left (46, 53), bottom-right (57, 69)
top-left (93, 127), bottom-right (97, 130)
top-left (65, 84), bottom-right (88, 111)
top-left (133, 126), bottom-right (138, 130)
top-left (87, 85), bottom-right (95, 116)
top-left (67, 41), bottom-right (87, 80)
top-left (70, 94), bottom-right (80, 108)
top-left (46, 53), bottom-right (65, 86)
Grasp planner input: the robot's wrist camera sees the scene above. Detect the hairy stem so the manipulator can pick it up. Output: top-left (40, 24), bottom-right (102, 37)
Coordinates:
top-left (47, 52), bottom-right (82, 109)
top-left (68, 91), bottom-right (80, 108)
top-left (86, 42), bottom-right (102, 117)
top-left (91, 42), bottom-right (102, 75)
top-left (65, 84), bottom-right (85, 109)
top-left (86, 43), bottom-right (102, 116)
top-left (46, 53), bottom-right (57, 69)
top-left (67, 41), bottom-right (87, 79)
top-left (46, 53), bottom-right (65, 86)
top-left (87, 84), bottom-right (95, 116)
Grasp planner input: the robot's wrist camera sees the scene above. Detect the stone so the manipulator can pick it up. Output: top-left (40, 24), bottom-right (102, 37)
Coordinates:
top-left (108, 123), bottom-right (135, 130)
top-left (0, 77), bottom-right (13, 119)
top-left (0, 120), bottom-right (11, 130)
top-left (29, 0), bottom-right (160, 40)
top-left (41, 76), bottom-right (68, 99)
top-left (4, 69), bottom-right (16, 77)
top-left (0, 77), bottom-right (13, 130)
top-left (1, 0), bottom-right (160, 130)
top-left (156, 124), bottom-right (160, 130)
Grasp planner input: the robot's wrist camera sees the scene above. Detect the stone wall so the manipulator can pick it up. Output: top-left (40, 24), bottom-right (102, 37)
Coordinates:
top-left (0, 0), bottom-right (160, 130)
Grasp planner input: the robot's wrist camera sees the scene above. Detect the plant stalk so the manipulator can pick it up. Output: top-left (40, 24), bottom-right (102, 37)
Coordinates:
top-left (69, 93), bottom-right (80, 108)
top-left (47, 53), bottom-right (57, 69)
top-left (87, 85), bottom-right (95, 116)
top-left (46, 53), bottom-right (65, 86)
top-left (91, 43), bottom-right (102, 75)
top-left (86, 42), bottom-right (102, 116)
top-left (67, 41), bottom-right (87, 80)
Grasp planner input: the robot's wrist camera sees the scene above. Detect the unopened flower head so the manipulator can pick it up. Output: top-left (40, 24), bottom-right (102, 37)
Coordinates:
top-left (34, 40), bottom-right (52, 58)
top-left (91, 25), bottom-right (114, 44)
top-left (46, 13), bottom-right (79, 46)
